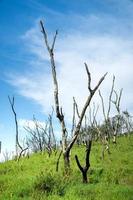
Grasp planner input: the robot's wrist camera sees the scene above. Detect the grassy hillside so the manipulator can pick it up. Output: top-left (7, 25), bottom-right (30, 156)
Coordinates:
top-left (0, 135), bottom-right (133, 200)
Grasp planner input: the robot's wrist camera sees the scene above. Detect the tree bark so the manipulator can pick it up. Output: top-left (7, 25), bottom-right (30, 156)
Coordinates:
top-left (63, 151), bottom-right (70, 171)
top-left (75, 140), bottom-right (92, 183)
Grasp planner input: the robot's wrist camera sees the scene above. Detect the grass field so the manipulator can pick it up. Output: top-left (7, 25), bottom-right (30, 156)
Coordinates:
top-left (0, 135), bottom-right (133, 200)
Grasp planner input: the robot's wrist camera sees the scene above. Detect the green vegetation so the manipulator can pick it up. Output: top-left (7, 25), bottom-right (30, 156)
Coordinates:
top-left (0, 135), bottom-right (133, 200)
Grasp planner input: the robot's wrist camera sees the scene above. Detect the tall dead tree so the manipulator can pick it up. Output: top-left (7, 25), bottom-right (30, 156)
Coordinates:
top-left (40, 20), bottom-right (107, 171)
top-left (8, 96), bottom-right (28, 161)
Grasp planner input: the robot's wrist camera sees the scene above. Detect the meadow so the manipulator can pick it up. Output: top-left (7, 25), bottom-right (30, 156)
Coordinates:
top-left (0, 135), bottom-right (133, 200)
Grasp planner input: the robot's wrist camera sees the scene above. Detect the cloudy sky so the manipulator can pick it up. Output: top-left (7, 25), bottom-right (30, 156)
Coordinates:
top-left (0, 0), bottom-right (133, 161)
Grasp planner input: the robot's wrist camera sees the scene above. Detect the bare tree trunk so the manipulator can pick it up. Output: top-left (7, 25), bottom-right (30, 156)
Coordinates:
top-left (101, 135), bottom-right (110, 160)
top-left (56, 150), bottom-right (62, 172)
top-left (112, 133), bottom-right (116, 144)
top-left (63, 151), bottom-right (70, 170)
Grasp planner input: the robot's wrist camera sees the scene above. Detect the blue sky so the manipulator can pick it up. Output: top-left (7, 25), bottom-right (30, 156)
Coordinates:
top-left (0, 0), bottom-right (133, 160)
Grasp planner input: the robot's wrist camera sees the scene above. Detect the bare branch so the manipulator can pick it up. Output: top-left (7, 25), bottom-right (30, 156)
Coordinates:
top-left (99, 90), bottom-right (107, 122)
top-left (112, 88), bottom-right (123, 114)
top-left (85, 63), bottom-right (92, 92)
top-left (73, 97), bottom-right (80, 119)
top-left (94, 72), bottom-right (108, 91)
top-left (107, 75), bottom-right (115, 118)
top-left (67, 72), bottom-right (107, 152)
top-left (40, 20), bottom-right (51, 53)
top-left (51, 30), bottom-right (58, 51)
top-left (118, 89), bottom-right (123, 113)
top-left (75, 155), bottom-right (83, 171)
top-left (71, 97), bottom-right (76, 137)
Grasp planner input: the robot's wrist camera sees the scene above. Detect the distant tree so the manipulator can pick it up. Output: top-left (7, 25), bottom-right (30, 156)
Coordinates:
top-left (98, 76), bottom-right (123, 159)
top-left (111, 87), bottom-right (123, 143)
top-left (3, 149), bottom-right (11, 162)
top-left (25, 113), bottom-right (56, 156)
top-left (122, 110), bottom-right (133, 134)
top-left (8, 96), bottom-right (28, 161)
top-left (77, 103), bottom-right (99, 144)
top-left (0, 141), bottom-right (1, 154)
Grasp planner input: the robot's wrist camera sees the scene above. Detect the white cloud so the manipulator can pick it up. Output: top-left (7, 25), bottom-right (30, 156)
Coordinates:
top-left (18, 118), bottom-right (46, 130)
top-left (7, 8), bottom-right (133, 124)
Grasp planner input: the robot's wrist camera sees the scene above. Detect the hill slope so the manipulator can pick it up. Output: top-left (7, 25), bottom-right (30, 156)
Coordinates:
top-left (0, 135), bottom-right (133, 200)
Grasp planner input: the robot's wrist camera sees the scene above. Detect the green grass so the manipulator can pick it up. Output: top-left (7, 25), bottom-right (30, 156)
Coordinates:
top-left (0, 135), bottom-right (133, 200)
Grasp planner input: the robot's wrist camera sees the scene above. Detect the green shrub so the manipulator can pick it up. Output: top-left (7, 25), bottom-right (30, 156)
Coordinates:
top-left (34, 172), bottom-right (55, 193)
top-left (34, 172), bottom-right (66, 196)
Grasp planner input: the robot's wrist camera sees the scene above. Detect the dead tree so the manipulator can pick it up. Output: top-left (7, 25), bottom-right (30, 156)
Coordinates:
top-left (89, 103), bottom-right (103, 142)
top-left (75, 140), bottom-right (92, 183)
top-left (99, 91), bottom-right (111, 159)
top-left (8, 96), bottom-right (28, 161)
top-left (0, 141), bottom-right (1, 154)
top-left (40, 20), bottom-right (107, 171)
top-left (111, 88), bottom-right (123, 143)
top-left (48, 112), bottom-right (57, 152)
top-left (24, 116), bottom-right (44, 153)
top-left (99, 76), bottom-right (115, 137)
top-left (98, 76), bottom-right (115, 158)
top-left (25, 114), bottom-right (56, 156)
top-left (88, 103), bottom-right (99, 140)
top-left (122, 111), bottom-right (133, 135)
top-left (71, 97), bottom-right (79, 138)
top-left (78, 103), bottom-right (99, 144)
top-left (71, 97), bottom-right (82, 145)
top-left (3, 150), bottom-right (11, 162)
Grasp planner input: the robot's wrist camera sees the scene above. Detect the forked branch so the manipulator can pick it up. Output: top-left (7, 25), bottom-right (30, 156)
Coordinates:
top-left (75, 140), bottom-right (92, 183)
top-left (67, 68), bottom-right (107, 153)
